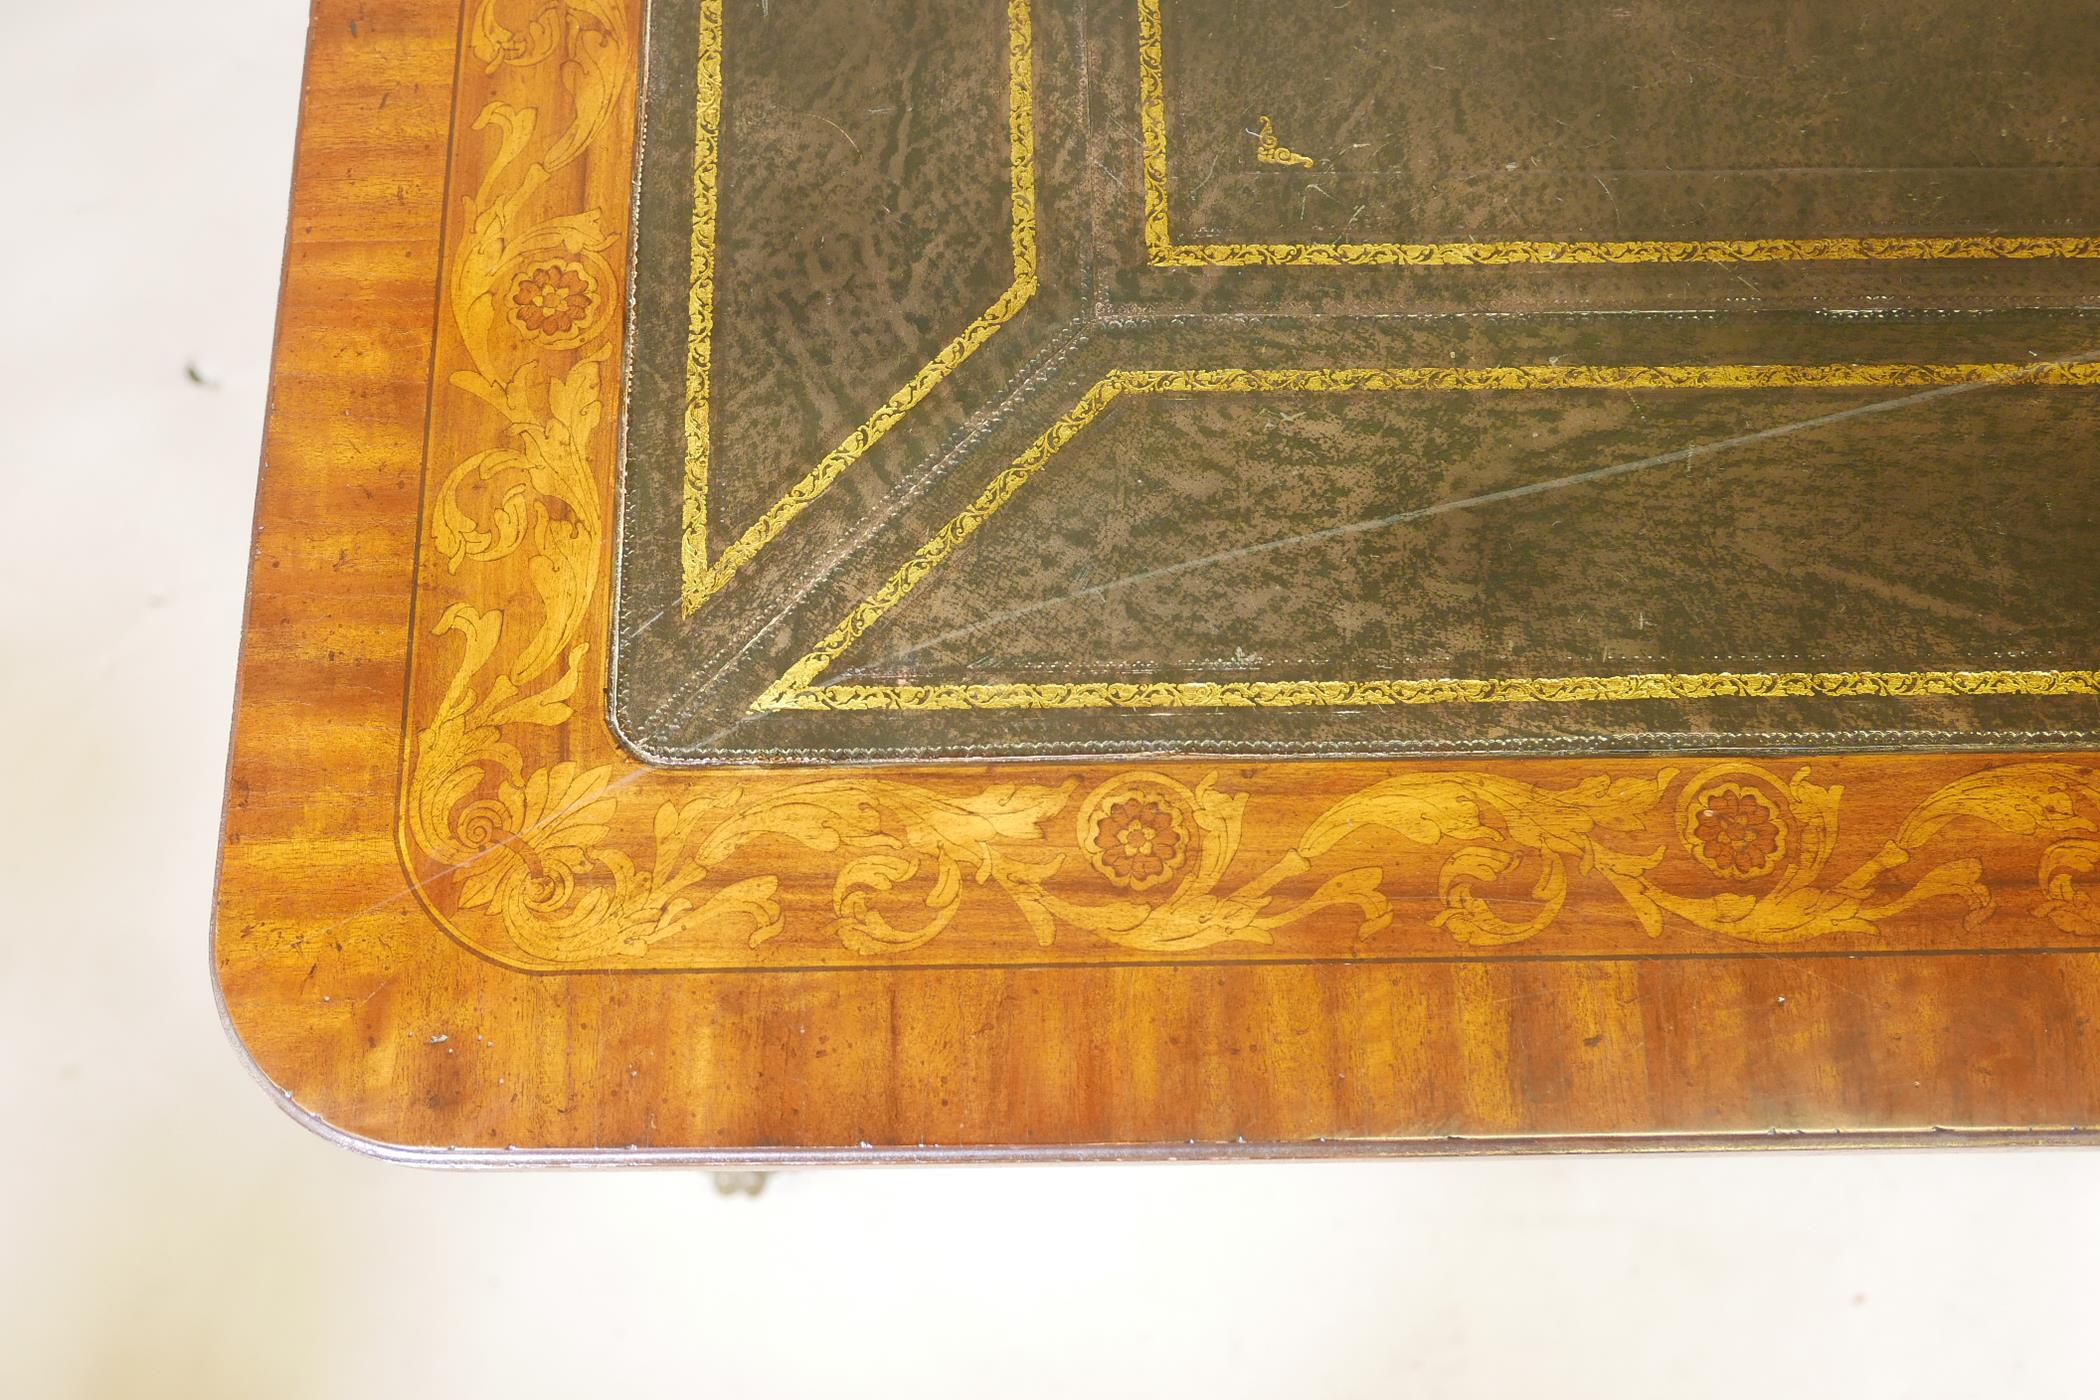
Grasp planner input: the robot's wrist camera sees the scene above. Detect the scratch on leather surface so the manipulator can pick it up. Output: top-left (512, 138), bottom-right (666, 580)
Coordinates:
top-left (827, 362), bottom-right (2097, 682)
top-left (757, 360), bottom-right (2100, 714)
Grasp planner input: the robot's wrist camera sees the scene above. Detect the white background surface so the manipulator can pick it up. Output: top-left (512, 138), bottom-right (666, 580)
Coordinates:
top-left (1, 4), bottom-right (2096, 1396)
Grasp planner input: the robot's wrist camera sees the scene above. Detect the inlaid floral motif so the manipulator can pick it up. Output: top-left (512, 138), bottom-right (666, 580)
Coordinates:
top-left (1087, 790), bottom-right (1192, 890)
top-left (1685, 783), bottom-right (1787, 879)
top-left (508, 259), bottom-right (600, 345)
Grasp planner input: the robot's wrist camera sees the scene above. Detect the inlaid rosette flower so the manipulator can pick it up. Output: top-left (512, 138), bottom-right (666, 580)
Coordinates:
top-left (1087, 792), bottom-right (1192, 891)
top-left (1685, 783), bottom-right (1787, 879)
top-left (507, 260), bottom-right (599, 343)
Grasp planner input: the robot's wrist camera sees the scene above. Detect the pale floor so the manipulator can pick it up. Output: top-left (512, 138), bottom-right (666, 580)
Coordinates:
top-left (1, 4), bottom-right (2096, 1397)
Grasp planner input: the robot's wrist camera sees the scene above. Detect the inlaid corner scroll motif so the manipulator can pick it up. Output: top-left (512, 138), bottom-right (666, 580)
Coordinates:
top-left (406, 0), bottom-right (1076, 968)
top-left (400, 0), bottom-right (2100, 974)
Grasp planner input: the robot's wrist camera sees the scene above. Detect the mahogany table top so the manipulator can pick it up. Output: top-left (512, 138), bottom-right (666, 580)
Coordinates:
top-left (216, 0), bottom-right (2100, 1162)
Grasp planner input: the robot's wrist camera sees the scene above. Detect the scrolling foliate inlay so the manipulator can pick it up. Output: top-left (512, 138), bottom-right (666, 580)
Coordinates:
top-left (406, 1), bottom-right (1089, 966)
top-left (401, 0), bottom-right (2100, 971)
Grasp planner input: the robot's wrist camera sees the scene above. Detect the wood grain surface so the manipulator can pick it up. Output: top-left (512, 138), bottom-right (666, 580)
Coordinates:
top-left (214, 0), bottom-right (2100, 1162)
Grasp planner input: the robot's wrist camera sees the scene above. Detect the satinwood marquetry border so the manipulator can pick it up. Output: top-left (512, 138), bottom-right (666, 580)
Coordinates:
top-left (383, 0), bottom-right (2100, 977)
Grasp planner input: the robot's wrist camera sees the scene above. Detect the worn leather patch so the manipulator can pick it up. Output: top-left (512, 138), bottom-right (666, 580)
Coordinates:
top-left (614, 0), bottom-right (2100, 764)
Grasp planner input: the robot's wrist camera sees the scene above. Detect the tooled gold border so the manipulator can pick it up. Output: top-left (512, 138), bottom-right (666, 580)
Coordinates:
top-left (680, 0), bottom-right (1041, 615)
top-left (1137, 0), bottom-right (2100, 268)
top-left (400, 0), bottom-right (2100, 973)
top-left (757, 361), bottom-right (2100, 713)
